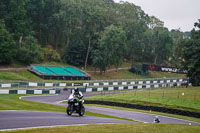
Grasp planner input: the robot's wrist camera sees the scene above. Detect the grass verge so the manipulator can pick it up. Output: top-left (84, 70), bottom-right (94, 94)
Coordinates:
top-left (85, 87), bottom-right (200, 113)
top-left (0, 70), bottom-right (85, 83)
top-left (3, 123), bottom-right (200, 133)
top-left (89, 70), bottom-right (185, 80)
top-left (0, 94), bottom-right (65, 112)
top-left (0, 69), bottom-right (185, 81)
top-left (85, 104), bottom-right (200, 123)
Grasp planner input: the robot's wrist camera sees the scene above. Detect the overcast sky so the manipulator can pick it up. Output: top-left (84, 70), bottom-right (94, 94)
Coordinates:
top-left (114, 0), bottom-right (200, 31)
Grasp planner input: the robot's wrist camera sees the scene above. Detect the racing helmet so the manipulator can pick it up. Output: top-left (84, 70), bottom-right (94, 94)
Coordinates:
top-left (74, 87), bottom-right (79, 92)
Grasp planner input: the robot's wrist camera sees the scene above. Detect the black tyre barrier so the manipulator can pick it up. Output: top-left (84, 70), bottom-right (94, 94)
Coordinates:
top-left (85, 100), bottom-right (200, 118)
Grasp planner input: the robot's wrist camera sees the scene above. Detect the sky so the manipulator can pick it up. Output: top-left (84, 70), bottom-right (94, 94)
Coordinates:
top-left (114, 0), bottom-right (200, 31)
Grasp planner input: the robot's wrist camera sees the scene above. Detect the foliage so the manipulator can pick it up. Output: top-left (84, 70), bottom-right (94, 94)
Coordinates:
top-left (0, 0), bottom-right (193, 70)
top-left (26, 0), bottom-right (61, 46)
top-left (91, 25), bottom-right (126, 73)
top-left (170, 29), bottom-right (186, 67)
top-left (0, 0), bottom-right (28, 41)
top-left (118, 2), bottom-right (148, 63)
top-left (182, 20), bottom-right (200, 86)
top-left (17, 35), bottom-right (41, 64)
top-left (63, 30), bottom-right (87, 66)
top-left (151, 27), bottom-right (173, 64)
top-left (129, 64), bottom-right (148, 75)
top-left (0, 20), bottom-right (16, 64)
top-left (39, 48), bottom-right (61, 62)
top-left (61, 0), bottom-right (108, 67)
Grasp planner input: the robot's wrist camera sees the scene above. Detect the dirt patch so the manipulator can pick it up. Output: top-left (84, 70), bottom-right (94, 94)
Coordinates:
top-left (0, 67), bottom-right (28, 71)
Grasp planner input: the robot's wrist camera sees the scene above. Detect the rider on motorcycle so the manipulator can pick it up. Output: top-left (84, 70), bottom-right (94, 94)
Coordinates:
top-left (154, 116), bottom-right (160, 123)
top-left (71, 87), bottom-right (83, 107)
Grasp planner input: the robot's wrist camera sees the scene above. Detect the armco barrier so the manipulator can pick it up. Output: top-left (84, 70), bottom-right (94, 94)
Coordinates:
top-left (0, 78), bottom-right (188, 88)
top-left (0, 89), bottom-right (60, 94)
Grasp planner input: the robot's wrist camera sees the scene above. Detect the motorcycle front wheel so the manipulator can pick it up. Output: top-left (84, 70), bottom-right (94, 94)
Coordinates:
top-left (66, 104), bottom-right (73, 116)
top-left (79, 106), bottom-right (85, 116)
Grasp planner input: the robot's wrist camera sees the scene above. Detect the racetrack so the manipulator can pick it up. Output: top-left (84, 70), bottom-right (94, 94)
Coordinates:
top-left (0, 89), bottom-right (199, 131)
top-left (0, 110), bottom-right (132, 131)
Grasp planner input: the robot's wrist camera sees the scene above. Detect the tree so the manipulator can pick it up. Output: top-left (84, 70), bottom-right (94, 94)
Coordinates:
top-left (26, 0), bottom-right (61, 47)
top-left (61, 0), bottom-right (108, 67)
top-left (116, 2), bottom-right (149, 63)
top-left (92, 25), bottom-right (126, 73)
top-left (17, 35), bottom-right (40, 64)
top-left (0, 0), bottom-right (175, 67)
top-left (0, 20), bottom-right (16, 64)
top-left (170, 29), bottom-right (186, 67)
top-left (148, 16), bottom-right (164, 29)
top-left (0, 0), bottom-right (28, 42)
top-left (82, 0), bottom-right (108, 69)
top-left (63, 34), bottom-right (86, 66)
top-left (91, 48), bottom-right (106, 73)
top-left (182, 20), bottom-right (200, 86)
top-left (151, 27), bottom-right (172, 65)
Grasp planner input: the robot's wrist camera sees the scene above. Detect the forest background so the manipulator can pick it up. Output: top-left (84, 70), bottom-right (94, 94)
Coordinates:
top-left (0, 0), bottom-right (199, 85)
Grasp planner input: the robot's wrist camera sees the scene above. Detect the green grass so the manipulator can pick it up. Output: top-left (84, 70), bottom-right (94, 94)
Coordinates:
top-left (89, 70), bottom-right (185, 80)
top-left (3, 123), bottom-right (200, 133)
top-left (0, 70), bottom-right (85, 83)
top-left (0, 70), bottom-right (42, 81)
top-left (86, 104), bottom-right (200, 123)
top-left (86, 87), bottom-right (200, 113)
top-left (0, 68), bottom-right (185, 82)
top-left (0, 94), bottom-right (65, 112)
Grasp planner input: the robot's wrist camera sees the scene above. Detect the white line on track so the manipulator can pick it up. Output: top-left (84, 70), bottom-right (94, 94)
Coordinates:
top-left (57, 100), bottom-right (68, 104)
top-left (19, 94), bottom-right (59, 100)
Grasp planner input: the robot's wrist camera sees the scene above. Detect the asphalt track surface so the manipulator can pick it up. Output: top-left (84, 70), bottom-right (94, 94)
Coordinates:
top-left (0, 110), bottom-right (131, 131)
top-left (0, 89), bottom-right (199, 131)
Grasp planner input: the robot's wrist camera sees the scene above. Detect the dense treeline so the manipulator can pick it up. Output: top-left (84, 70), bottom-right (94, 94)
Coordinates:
top-left (0, 0), bottom-right (173, 66)
top-left (0, 0), bottom-right (199, 84)
top-left (182, 20), bottom-right (200, 86)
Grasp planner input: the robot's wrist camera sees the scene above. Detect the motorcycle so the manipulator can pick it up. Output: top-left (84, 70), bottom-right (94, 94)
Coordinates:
top-left (154, 116), bottom-right (160, 123)
top-left (66, 94), bottom-right (85, 116)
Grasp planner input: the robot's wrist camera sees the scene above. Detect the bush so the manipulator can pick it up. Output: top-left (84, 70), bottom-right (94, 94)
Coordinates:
top-left (17, 35), bottom-right (40, 64)
top-left (129, 64), bottom-right (148, 75)
top-left (39, 48), bottom-right (61, 62)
